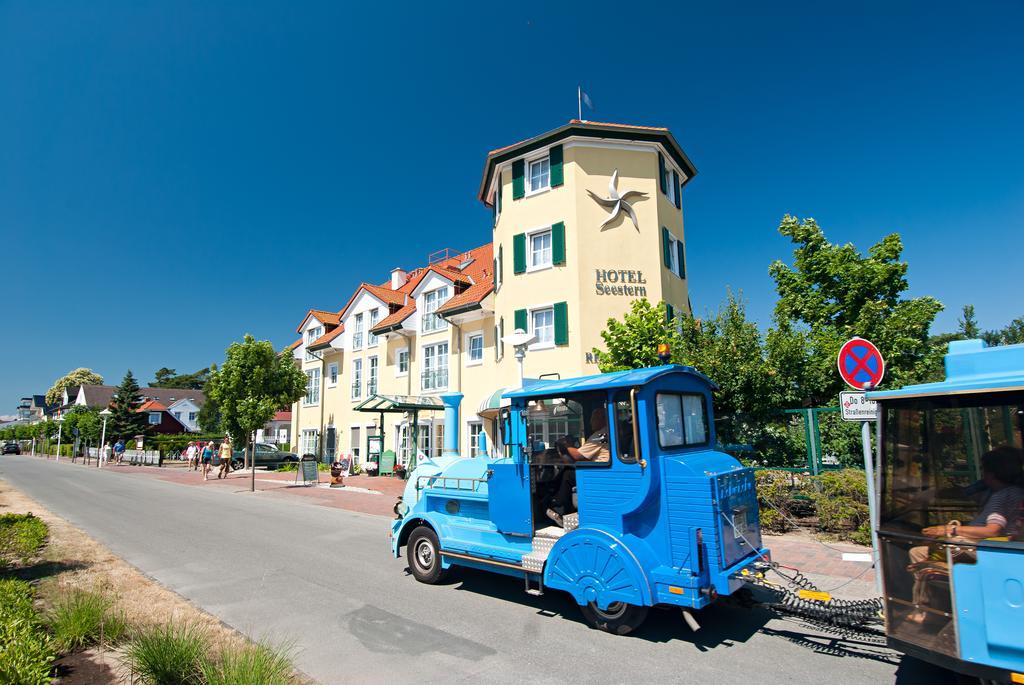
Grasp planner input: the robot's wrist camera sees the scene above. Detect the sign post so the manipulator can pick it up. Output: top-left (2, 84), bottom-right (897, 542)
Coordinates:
top-left (837, 337), bottom-right (885, 593)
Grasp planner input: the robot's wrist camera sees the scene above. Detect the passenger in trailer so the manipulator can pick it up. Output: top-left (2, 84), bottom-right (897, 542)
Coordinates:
top-left (906, 446), bottom-right (1024, 624)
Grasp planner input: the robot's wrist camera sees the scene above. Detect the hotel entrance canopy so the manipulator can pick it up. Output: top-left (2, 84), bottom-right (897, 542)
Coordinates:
top-left (353, 394), bottom-right (445, 473)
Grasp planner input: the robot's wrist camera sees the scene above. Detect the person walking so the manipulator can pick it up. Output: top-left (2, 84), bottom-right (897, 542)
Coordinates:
top-left (113, 439), bottom-right (126, 465)
top-left (185, 441), bottom-right (199, 471)
top-left (201, 441), bottom-right (214, 480)
top-left (217, 436), bottom-right (233, 479)
top-left (101, 441), bottom-right (111, 466)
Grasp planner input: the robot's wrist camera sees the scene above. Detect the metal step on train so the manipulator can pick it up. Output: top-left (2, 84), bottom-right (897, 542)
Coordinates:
top-left (522, 513), bottom-right (579, 573)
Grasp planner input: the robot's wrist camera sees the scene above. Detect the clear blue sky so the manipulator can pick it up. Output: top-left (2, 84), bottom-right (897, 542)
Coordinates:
top-left (2, 1), bottom-right (1022, 410)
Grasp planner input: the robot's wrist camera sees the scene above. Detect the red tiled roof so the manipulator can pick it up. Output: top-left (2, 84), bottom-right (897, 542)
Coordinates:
top-left (371, 303), bottom-right (416, 332)
top-left (295, 308), bottom-right (342, 333)
top-left (273, 410), bottom-right (291, 421)
top-left (137, 399), bottom-right (167, 412)
top-left (308, 325), bottom-right (345, 349)
top-left (287, 339), bottom-right (302, 351)
top-left (437, 279), bottom-right (494, 314)
top-left (568, 119), bottom-right (668, 131)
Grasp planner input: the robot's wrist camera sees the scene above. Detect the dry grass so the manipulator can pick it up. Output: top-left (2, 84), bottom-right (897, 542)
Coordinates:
top-left (0, 478), bottom-right (312, 684)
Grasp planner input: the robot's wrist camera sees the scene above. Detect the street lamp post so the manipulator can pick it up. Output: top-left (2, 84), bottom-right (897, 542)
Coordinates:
top-left (501, 329), bottom-right (538, 386)
top-left (98, 409), bottom-right (112, 468)
top-left (55, 416), bottom-right (64, 462)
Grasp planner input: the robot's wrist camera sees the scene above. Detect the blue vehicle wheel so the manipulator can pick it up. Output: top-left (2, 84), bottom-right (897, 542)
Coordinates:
top-left (580, 601), bottom-right (649, 635)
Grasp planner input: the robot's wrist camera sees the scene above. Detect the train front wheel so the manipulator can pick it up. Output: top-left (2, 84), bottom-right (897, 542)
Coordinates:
top-left (407, 526), bottom-right (449, 584)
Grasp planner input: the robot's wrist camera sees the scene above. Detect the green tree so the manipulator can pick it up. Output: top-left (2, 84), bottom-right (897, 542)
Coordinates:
top-left (45, 368), bottom-right (104, 406)
top-left (593, 299), bottom-right (680, 373)
top-left (206, 336), bottom-right (306, 471)
top-left (109, 371), bottom-right (148, 440)
top-left (150, 367), bottom-right (211, 390)
top-left (958, 305), bottom-right (980, 339)
top-left (984, 315), bottom-right (1024, 346)
top-left (196, 393), bottom-right (222, 434)
top-left (768, 215), bottom-right (943, 403)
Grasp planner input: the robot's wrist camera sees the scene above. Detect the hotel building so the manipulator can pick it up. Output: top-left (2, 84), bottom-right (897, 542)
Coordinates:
top-left (289, 120), bottom-right (696, 465)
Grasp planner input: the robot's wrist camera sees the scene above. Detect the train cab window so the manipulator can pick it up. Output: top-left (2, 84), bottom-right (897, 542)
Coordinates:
top-left (656, 393), bottom-right (709, 448)
top-left (613, 391), bottom-right (637, 463)
top-left (526, 391), bottom-right (610, 465)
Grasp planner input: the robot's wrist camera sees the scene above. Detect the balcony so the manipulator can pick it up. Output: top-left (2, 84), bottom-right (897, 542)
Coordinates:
top-left (352, 333), bottom-right (364, 350)
top-left (420, 368), bottom-right (449, 392)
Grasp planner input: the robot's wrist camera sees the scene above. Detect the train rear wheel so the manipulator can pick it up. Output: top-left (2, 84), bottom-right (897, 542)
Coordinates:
top-left (580, 601), bottom-right (649, 635)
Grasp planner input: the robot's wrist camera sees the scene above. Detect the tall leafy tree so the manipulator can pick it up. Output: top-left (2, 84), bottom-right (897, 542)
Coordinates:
top-left (768, 215), bottom-right (943, 403)
top-left (207, 336), bottom-right (306, 470)
top-left (45, 368), bottom-right (104, 406)
top-left (983, 315), bottom-right (1024, 346)
top-left (109, 370), bottom-right (148, 440)
top-left (958, 305), bottom-right (980, 339)
top-left (150, 367), bottom-right (211, 389)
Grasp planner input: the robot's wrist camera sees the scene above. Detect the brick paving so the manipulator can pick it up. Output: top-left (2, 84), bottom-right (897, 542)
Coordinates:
top-left (22, 454), bottom-right (879, 600)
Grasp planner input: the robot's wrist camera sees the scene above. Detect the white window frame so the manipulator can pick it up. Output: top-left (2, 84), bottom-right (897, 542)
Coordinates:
top-left (327, 362), bottom-right (339, 387)
top-left (351, 359), bottom-right (363, 400)
top-left (421, 342), bottom-right (449, 392)
top-left (305, 325), bottom-right (323, 362)
top-left (468, 421), bottom-right (484, 458)
top-left (368, 309), bottom-right (380, 347)
top-left (396, 347), bottom-right (409, 377)
top-left (304, 368), bottom-right (321, 406)
top-left (527, 226), bottom-right (553, 272)
top-left (421, 287), bottom-right (450, 334)
top-left (529, 305), bottom-right (555, 350)
top-left (667, 233), bottom-right (682, 278)
top-left (300, 429), bottom-right (318, 458)
top-left (466, 333), bottom-right (484, 366)
top-left (367, 355), bottom-right (379, 396)
top-left (526, 153), bottom-right (550, 196)
top-left (148, 412), bottom-right (161, 425)
top-left (188, 412), bottom-right (197, 423)
top-left (352, 313), bottom-right (364, 351)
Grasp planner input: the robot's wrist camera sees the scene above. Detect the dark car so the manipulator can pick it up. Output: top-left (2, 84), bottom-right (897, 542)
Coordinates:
top-left (2, 441), bottom-right (20, 455)
top-left (229, 442), bottom-right (299, 470)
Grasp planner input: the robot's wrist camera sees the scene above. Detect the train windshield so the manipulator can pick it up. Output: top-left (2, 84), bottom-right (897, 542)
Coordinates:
top-left (878, 391), bottom-right (1024, 658)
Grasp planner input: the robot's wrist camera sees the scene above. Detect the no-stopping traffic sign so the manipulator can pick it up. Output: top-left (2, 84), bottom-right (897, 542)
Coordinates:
top-left (837, 337), bottom-right (885, 390)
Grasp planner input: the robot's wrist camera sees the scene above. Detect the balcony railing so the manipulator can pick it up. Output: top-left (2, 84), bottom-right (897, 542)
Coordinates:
top-left (352, 333), bottom-right (364, 349)
top-left (367, 380), bottom-right (378, 396)
top-left (421, 368), bottom-right (449, 391)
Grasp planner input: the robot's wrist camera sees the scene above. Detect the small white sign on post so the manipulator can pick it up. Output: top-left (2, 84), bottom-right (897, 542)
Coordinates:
top-left (840, 391), bottom-right (878, 422)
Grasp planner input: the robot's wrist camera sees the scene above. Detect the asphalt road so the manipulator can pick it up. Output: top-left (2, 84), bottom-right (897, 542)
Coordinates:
top-left (1, 457), bottom-right (951, 685)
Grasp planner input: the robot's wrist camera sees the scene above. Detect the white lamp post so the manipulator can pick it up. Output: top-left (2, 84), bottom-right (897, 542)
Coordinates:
top-left (98, 408), bottom-right (112, 468)
top-left (502, 328), bottom-right (538, 386)
top-left (55, 416), bottom-right (64, 462)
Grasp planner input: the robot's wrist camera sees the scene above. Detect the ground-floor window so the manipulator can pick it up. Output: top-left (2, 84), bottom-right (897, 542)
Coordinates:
top-left (300, 429), bottom-right (318, 458)
top-left (468, 421), bottom-right (483, 457)
top-left (350, 426), bottom-right (361, 463)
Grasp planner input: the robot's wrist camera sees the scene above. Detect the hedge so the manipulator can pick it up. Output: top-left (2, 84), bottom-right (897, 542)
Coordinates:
top-left (755, 468), bottom-right (870, 545)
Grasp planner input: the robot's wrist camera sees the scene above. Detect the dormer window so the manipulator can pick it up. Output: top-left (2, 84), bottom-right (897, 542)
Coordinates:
top-left (352, 313), bottom-right (364, 350)
top-left (368, 309), bottom-right (380, 347)
top-left (305, 325), bottom-right (323, 362)
top-left (421, 287), bottom-right (450, 333)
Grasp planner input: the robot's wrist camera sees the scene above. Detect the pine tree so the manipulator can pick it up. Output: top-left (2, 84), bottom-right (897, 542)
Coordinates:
top-left (109, 370), bottom-right (148, 440)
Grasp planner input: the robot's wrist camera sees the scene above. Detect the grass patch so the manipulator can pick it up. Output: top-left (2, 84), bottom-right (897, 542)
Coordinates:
top-left (201, 640), bottom-right (296, 685)
top-left (0, 512), bottom-right (49, 564)
top-left (48, 588), bottom-right (129, 652)
top-left (126, 622), bottom-right (208, 685)
top-left (0, 578), bottom-right (57, 685)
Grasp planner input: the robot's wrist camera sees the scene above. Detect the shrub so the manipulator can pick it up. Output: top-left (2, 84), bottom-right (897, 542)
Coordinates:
top-left (126, 622), bottom-right (207, 685)
top-left (48, 589), bottom-right (128, 652)
top-left (201, 641), bottom-right (295, 685)
top-left (810, 469), bottom-right (870, 542)
top-left (0, 512), bottom-right (49, 564)
top-left (0, 579), bottom-right (56, 685)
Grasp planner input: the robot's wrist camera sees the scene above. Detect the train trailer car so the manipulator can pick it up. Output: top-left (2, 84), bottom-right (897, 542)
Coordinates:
top-left (389, 364), bottom-right (769, 634)
top-left (868, 339), bottom-right (1024, 683)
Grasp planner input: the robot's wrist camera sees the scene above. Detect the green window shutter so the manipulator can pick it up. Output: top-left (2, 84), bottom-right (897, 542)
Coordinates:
top-left (676, 240), bottom-right (686, 279)
top-left (496, 177), bottom-right (502, 213)
top-left (666, 303), bottom-right (674, 322)
top-left (512, 160), bottom-right (525, 199)
top-left (657, 153), bottom-right (666, 194)
top-left (552, 221), bottom-right (566, 265)
top-left (554, 302), bottom-right (569, 346)
top-left (671, 170), bottom-right (681, 209)
top-left (498, 245), bottom-right (503, 285)
top-left (491, 200), bottom-right (497, 224)
top-left (514, 308), bottom-right (527, 333)
top-left (513, 233), bottom-right (526, 274)
top-left (661, 227), bottom-right (672, 269)
top-left (549, 145), bottom-right (564, 187)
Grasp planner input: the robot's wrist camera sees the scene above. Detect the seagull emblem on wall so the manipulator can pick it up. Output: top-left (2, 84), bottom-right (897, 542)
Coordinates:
top-left (587, 169), bottom-right (646, 231)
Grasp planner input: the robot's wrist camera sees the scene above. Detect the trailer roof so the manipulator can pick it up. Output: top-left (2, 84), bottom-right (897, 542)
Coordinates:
top-left (868, 339), bottom-right (1024, 400)
top-left (504, 364), bottom-right (716, 399)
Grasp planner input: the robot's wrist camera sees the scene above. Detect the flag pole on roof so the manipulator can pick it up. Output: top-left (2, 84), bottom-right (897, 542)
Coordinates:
top-left (577, 85), bottom-right (593, 122)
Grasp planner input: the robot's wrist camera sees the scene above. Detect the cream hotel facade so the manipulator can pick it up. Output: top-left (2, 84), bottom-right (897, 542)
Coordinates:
top-left (289, 120), bottom-right (696, 465)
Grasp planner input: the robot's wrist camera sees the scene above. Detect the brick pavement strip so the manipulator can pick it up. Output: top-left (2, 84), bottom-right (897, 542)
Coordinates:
top-left (24, 455), bottom-right (878, 599)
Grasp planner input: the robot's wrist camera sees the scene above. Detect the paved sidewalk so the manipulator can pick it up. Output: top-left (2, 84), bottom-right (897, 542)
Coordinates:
top-left (22, 454), bottom-right (879, 601)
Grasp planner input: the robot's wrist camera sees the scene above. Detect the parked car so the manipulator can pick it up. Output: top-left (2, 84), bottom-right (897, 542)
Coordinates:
top-left (230, 442), bottom-right (299, 470)
top-left (3, 441), bottom-right (20, 455)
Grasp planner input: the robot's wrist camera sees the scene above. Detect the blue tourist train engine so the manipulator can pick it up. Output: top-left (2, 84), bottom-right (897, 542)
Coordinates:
top-left (390, 364), bottom-right (768, 634)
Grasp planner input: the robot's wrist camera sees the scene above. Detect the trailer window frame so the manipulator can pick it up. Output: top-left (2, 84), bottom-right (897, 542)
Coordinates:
top-left (655, 392), bottom-right (710, 450)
